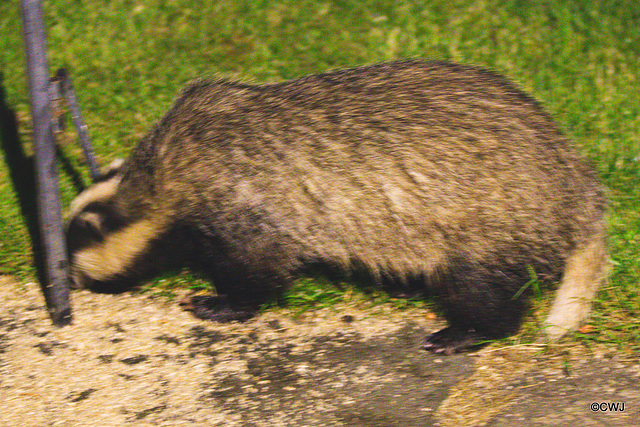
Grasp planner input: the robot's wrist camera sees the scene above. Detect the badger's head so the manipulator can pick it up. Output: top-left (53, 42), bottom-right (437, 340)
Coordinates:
top-left (67, 158), bottom-right (162, 290)
top-left (66, 158), bottom-right (127, 289)
top-left (67, 155), bottom-right (173, 291)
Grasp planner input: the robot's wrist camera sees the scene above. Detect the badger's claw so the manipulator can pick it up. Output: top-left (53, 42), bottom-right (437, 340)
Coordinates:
top-left (421, 327), bottom-right (489, 355)
top-left (180, 295), bottom-right (255, 322)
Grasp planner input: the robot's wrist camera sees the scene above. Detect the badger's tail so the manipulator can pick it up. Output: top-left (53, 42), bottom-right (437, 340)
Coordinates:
top-left (544, 222), bottom-right (609, 340)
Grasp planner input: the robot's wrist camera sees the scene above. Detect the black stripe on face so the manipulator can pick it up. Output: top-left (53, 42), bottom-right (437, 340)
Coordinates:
top-left (66, 201), bottom-right (127, 256)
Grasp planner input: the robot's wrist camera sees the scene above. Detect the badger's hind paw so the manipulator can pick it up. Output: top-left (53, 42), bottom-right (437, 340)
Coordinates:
top-left (421, 327), bottom-right (490, 355)
top-left (180, 295), bottom-right (255, 322)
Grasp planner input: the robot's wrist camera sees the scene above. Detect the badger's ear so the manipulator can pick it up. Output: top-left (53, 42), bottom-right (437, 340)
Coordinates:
top-left (96, 158), bottom-right (124, 182)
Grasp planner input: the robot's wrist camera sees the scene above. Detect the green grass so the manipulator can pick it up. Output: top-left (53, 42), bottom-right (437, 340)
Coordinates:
top-left (1, 0), bottom-right (639, 352)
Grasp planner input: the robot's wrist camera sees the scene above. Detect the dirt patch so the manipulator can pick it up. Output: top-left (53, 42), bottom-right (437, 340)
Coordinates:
top-left (0, 276), bottom-right (637, 426)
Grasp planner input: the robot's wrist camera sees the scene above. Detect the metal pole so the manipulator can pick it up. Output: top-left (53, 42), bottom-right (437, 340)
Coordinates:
top-left (20, 0), bottom-right (72, 326)
top-left (51, 69), bottom-right (101, 182)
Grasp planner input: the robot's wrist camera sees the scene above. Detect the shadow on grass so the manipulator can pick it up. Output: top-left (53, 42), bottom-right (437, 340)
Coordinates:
top-left (0, 74), bottom-right (46, 286)
top-left (0, 73), bottom-right (85, 323)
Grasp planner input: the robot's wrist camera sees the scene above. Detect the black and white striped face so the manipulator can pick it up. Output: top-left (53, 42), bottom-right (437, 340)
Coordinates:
top-left (66, 159), bottom-right (165, 289)
top-left (66, 159), bottom-right (124, 288)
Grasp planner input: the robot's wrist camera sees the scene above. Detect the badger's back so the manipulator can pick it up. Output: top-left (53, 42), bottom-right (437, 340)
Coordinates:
top-left (133, 60), bottom-right (604, 281)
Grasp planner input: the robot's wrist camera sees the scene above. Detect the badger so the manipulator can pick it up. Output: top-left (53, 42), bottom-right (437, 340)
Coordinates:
top-left (66, 60), bottom-right (607, 354)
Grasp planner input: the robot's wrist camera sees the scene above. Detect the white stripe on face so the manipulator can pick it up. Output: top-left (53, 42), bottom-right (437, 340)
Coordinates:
top-left (70, 218), bottom-right (165, 282)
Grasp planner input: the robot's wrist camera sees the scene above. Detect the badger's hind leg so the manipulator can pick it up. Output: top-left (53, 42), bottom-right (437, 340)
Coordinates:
top-left (423, 257), bottom-right (531, 354)
top-left (544, 228), bottom-right (608, 340)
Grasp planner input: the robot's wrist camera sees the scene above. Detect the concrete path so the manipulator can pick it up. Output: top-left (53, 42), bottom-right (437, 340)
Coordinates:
top-left (1, 277), bottom-right (637, 426)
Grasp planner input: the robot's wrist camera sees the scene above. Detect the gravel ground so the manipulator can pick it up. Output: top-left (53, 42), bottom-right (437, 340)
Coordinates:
top-left (1, 276), bottom-right (637, 426)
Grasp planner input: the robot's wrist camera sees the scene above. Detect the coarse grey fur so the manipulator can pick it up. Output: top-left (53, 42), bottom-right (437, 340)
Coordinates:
top-left (66, 60), bottom-right (607, 353)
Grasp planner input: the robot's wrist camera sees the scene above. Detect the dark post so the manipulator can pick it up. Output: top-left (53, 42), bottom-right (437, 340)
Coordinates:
top-left (52, 69), bottom-right (101, 182)
top-left (20, 0), bottom-right (72, 326)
